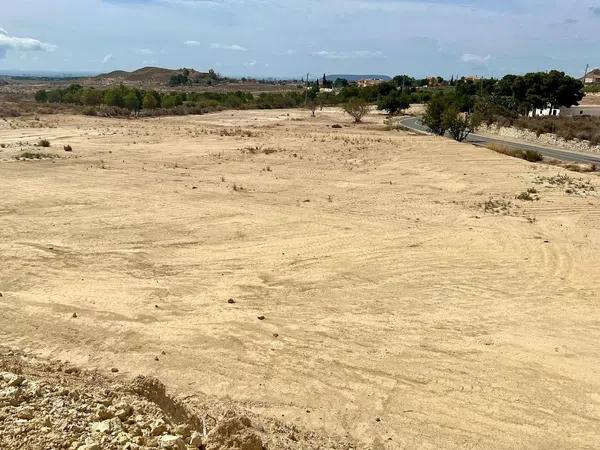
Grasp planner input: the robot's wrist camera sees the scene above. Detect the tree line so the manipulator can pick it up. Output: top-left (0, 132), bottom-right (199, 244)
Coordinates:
top-left (420, 70), bottom-right (584, 141)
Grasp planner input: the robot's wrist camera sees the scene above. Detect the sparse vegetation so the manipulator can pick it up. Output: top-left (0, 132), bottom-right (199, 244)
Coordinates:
top-left (516, 188), bottom-right (540, 201)
top-left (38, 139), bottom-right (51, 147)
top-left (343, 99), bottom-right (370, 123)
top-left (535, 173), bottom-right (596, 193)
top-left (484, 143), bottom-right (543, 163)
top-left (481, 198), bottom-right (515, 215)
top-left (16, 151), bottom-right (56, 160)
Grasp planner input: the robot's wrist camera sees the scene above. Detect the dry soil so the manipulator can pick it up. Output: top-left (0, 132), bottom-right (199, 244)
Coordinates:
top-left (1, 108), bottom-right (600, 449)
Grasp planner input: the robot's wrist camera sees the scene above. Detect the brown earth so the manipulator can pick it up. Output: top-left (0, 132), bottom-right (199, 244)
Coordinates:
top-left (1, 108), bottom-right (600, 449)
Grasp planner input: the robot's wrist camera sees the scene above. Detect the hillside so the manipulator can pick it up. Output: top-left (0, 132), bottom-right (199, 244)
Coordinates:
top-left (91, 67), bottom-right (209, 85)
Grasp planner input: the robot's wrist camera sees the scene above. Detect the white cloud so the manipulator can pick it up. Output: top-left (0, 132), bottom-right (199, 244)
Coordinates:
top-left (184, 40), bottom-right (202, 46)
top-left (102, 53), bottom-right (113, 63)
top-left (460, 53), bottom-right (492, 64)
top-left (134, 48), bottom-right (153, 55)
top-left (210, 42), bottom-right (247, 51)
top-left (246, 60), bottom-right (257, 67)
top-left (311, 49), bottom-right (383, 60)
top-left (0, 27), bottom-right (56, 59)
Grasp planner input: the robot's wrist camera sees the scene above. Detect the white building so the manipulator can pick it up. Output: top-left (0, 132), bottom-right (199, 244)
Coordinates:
top-left (528, 106), bottom-right (560, 117)
top-left (529, 105), bottom-right (600, 118)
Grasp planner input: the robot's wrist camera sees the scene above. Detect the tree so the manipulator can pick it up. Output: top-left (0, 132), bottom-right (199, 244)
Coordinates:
top-left (442, 107), bottom-right (479, 142)
top-left (34, 90), bottom-right (48, 103)
top-left (46, 89), bottom-right (63, 103)
top-left (80, 88), bottom-right (103, 106)
top-left (422, 94), bottom-right (448, 135)
top-left (123, 92), bottom-right (141, 111)
top-left (392, 75), bottom-right (416, 90)
top-left (377, 92), bottom-right (410, 115)
top-left (333, 78), bottom-right (348, 89)
top-left (343, 99), bottom-right (370, 123)
top-left (494, 71), bottom-right (583, 113)
top-left (307, 100), bottom-right (318, 117)
top-left (142, 92), bottom-right (158, 109)
top-left (104, 89), bottom-right (124, 107)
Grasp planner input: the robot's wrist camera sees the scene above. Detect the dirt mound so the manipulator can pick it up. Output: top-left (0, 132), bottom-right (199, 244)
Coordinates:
top-left (205, 410), bottom-right (262, 450)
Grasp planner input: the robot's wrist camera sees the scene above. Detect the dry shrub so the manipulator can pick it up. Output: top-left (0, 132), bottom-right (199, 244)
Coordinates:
top-left (485, 143), bottom-right (543, 162)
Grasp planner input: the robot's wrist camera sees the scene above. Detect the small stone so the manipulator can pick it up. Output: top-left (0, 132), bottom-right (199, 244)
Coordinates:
top-left (188, 431), bottom-right (202, 447)
top-left (272, 333), bottom-right (279, 338)
top-left (115, 404), bottom-right (133, 420)
top-left (17, 407), bottom-right (34, 420)
top-left (96, 405), bottom-right (114, 420)
top-left (77, 444), bottom-right (100, 450)
top-left (129, 424), bottom-right (143, 437)
top-left (116, 431), bottom-right (132, 444)
top-left (150, 420), bottom-right (168, 436)
top-left (72, 312), bottom-right (78, 318)
top-left (91, 417), bottom-right (122, 434)
top-left (257, 315), bottom-right (265, 321)
top-left (159, 435), bottom-right (185, 449)
top-left (173, 423), bottom-right (190, 438)
top-left (227, 298), bottom-right (235, 304)
top-left (154, 356), bottom-right (160, 362)
top-left (111, 368), bottom-right (119, 373)
top-left (8, 375), bottom-right (25, 387)
top-left (375, 417), bottom-right (381, 422)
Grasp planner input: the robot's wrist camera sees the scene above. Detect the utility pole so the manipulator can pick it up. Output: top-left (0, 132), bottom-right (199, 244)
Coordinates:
top-left (304, 73), bottom-right (310, 106)
top-left (583, 64), bottom-right (589, 83)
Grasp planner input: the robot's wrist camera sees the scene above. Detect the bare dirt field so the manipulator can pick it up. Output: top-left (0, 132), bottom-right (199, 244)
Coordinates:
top-left (1, 108), bottom-right (600, 449)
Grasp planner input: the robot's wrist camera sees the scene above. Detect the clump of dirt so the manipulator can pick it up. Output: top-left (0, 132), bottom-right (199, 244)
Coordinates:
top-left (205, 410), bottom-right (262, 450)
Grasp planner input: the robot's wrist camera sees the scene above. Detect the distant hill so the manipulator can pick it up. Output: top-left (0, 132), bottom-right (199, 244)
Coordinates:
top-left (91, 67), bottom-right (209, 84)
top-left (325, 74), bottom-right (391, 82)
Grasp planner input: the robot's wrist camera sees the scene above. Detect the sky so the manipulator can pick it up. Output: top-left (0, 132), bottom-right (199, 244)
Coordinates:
top-left (1, 0), bottom-right (600, 79)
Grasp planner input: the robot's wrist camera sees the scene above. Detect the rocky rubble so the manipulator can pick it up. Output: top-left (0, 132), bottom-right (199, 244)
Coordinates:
top-left (0, 350), bottom-right (262, 450)
top-left (0, 347), bottom-right (356, 450)
top-left (478, 124), bottom-right (600, 154)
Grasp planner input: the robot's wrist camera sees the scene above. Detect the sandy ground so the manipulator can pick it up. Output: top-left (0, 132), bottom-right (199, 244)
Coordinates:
top-left (1, 107), bottom-right (600, 449)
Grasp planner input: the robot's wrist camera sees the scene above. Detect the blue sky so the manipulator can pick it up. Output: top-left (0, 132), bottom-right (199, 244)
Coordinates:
top-left (1, 0), bottom-right (599, 78)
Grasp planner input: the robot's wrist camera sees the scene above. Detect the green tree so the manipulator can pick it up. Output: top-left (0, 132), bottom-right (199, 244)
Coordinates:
top-left (333, 78), bottom-right (348, 89)
top-left (80, 88), bottom-right (103, 106)
top-left (377, 92), bottom-right (410, 115)
top-left (442, 107), bottom-right (479, 142)
top-left (34, 90), bottom-right (48, 103)
top-left (104, 89), bottom-right (124, 107)
top-left (422, 94), bottom-right (448, 135)
top-left (46, 89), bottom-right (63, 103)
top-left (123, 92), bottom-right (141, 111)
top-left (142, 92), bottom-right (159, 109)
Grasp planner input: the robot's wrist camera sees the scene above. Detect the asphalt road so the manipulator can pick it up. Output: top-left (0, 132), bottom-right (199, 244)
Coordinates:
top-left (399, 116), bottom-right (600, 165)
